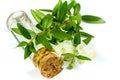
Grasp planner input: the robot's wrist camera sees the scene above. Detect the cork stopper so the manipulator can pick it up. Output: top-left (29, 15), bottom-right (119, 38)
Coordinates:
top-left (32, 47), bottom-right (64, 78)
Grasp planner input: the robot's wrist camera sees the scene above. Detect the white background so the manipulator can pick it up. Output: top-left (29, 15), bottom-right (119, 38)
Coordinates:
top-left (0, 0), bottom-right (120, 80)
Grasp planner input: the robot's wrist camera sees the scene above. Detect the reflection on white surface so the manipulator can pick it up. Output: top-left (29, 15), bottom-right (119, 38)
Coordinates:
top-left (0, 0), bottom-right (120, 80)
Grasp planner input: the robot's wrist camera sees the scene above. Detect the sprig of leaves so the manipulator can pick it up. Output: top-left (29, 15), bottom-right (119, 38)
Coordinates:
top-left (11, 0), bottom-right (105, 63)
top-left (12, 23), bottom-right (53, 59)
top-left (62, 53), bottom-right (91, 69)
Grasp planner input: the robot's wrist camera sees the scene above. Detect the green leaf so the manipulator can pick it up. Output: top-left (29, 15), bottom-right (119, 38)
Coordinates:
top-left (81, 32), bottom-right (94, 45)
top-left (35, 9), bottom-right (45, 19)
top-left (36, 23), bottom-right (43, 31)
top-left (17, 23), bottom-right (31, 39)
top-left (35, 34), bottom-right (53, 50)
top-left (67, 62), bottom-right (75, 69)
top-left (17, 41), bottom-right (28, 47)
top-left (68, 1), bottom-right (76, 11)
top-left (74, 3), bottom-right (81, 15)
top-left (76, 55), bottom-right (91, 60)
top-left (40, 9), bottom-right (52, 12)
top-left (75, 25), bottom-right (83, 32)
top-left (62, 53), bottom-right (75, 58)
top-left (24, 45), bottom-right (32, 59)
top-left (81, 32), bottom-right (94, 38)
top-left (57, 1), bottom-right (68, 23)
top-left (11, 28), bottom-right (22, 35)
top-left (82, 15), bottom-right (105, 24)
top-left (29, 42), bottom-right (37, 54)
top-left (52, 0), bottom-right (62, 16)
top-left (51, 27), bottom-right (73, 41)
top-left (30, 9), bottom-right (45, 23)
top-left (83, 36), bottom-right (93, 45)
top-left (27, 29), bottom-right (36, 37)
top-left (74, 32), bottom-right (81, 47)
top-left (41, 14), bottom-right (53, 30)
top-left (30, 10), bottom-right (41, 23)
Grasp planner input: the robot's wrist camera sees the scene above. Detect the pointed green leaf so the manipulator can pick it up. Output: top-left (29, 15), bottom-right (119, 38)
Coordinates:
top-left (36, 35), bottom-right (53, 50)
top-left (36, 23), bottom-right (43, 31)
top-left (51, 27), bottom-right (73, 41)
top-left (78, 25), bottom-right (83, 30)
top-left (30, 9), bottom-right (45, 23)
top-left (81, 32), bottom-right (94, 38)
top-left (68, 1), bottom-right (76, 11)
top-left (35, 9), bottom-right (45, 19)
top-left (17, 41), bottom-right (28, 47)
top-left (82, 15), bottom-right (105, 24)
top-left (24, 45), bottom-right (32, 59)
top-left (74, 32), bottom-right (81, 47)
top-left (11, 28), bottom-right (22, 35)
top-left (75, 25), bottom-right (83, 32)
top-left (29, 42), bottom-right (37, 54)
top-left (17, 23), bottom-right (31, 39)
top-left (52, 0), bottom-right (62, 16)
top-left (81, 32), bottom-right (94, 45)
top-left (62, 53), bottom-right (75, 58)
top-left (41, 14), bottom-right (53, 30)
top-left (57, 1), bottom-right (68, 23)
top-left (76, 55), bottom-right (91, 60)
top-left (83, 36), bottom-right (93, 45)
top-left (27, 29), bottom-right (36, 37)
top-left (74, 3), bottom-right (81, 15)
top-left (30, 10), bottom-right (41, 23)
